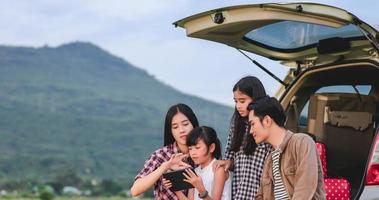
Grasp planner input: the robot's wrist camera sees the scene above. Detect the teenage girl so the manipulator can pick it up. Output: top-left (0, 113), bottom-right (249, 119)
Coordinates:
top-left (214, 76), bottom-right (272, 199)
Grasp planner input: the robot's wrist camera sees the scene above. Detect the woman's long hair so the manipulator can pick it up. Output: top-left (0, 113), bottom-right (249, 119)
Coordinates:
top-left (230, 76), bottom-right (266, 155)
top-left (164, 103), bottom-right (199, 146)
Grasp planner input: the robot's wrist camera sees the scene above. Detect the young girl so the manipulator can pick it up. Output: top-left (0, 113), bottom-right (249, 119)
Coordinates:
top-left (165, 126), bottom-right (232, 200)
top-left (131, 103), bottom-right (199, 199)
top-left (214, 76), bottom-right (272, 199)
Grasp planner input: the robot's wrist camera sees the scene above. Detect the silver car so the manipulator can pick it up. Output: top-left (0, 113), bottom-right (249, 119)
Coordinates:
top-left (175, 2), bottom-right (379, 200)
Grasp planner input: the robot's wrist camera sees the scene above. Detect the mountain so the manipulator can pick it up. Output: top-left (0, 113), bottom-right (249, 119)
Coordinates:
top-left (0, 42), bottom-right (233, 184)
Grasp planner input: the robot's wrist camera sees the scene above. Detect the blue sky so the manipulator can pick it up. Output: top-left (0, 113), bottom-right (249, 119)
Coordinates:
top-left (1, 0), bottom-right (378, 106)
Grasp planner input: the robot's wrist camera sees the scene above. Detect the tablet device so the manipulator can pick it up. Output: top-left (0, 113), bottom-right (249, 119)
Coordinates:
top-left (163, 168), bottom-right (196, 191)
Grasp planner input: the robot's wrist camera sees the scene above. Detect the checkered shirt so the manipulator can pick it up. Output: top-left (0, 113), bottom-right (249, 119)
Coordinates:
top-left (224, 120), bottom-right (271, 200)
top-left (135, 143), bottom-right (192, 200)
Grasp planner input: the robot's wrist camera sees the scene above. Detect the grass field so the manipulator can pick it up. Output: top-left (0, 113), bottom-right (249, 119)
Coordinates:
top-left (3, 197), bottom-right (152, 200)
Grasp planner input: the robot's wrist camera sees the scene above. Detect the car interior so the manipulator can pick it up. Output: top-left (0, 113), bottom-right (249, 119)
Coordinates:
top-left (284, 61), bottom-right (379, 198)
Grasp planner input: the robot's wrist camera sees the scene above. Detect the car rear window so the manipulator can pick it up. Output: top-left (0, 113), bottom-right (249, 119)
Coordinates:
top-left (244, 21), bottom-right (364, 51)
top-left (317, 85), bottom-right (371, 94)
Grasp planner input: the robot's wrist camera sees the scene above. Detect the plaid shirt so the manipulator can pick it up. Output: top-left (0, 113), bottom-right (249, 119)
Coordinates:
top-left (224, 119), bottom-right (271, 200)
top-left (135, 143), bottom-right (192, 200)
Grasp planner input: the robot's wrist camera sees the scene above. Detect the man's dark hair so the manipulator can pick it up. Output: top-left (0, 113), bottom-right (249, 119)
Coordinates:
top-left (247, 96), bottom-right (286, 127)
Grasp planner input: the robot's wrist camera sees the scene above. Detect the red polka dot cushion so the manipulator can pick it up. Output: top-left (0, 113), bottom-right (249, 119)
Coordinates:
top-left (316, 142), bottom-right (327, 177)
top-left (316, 142), bottom-right (351, 199)
top-left (324, 178), bottom-right (350, 200)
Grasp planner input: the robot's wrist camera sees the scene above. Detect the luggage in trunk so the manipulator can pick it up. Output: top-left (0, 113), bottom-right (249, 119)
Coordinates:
top-left (307, 93), bottom-right (376, 197)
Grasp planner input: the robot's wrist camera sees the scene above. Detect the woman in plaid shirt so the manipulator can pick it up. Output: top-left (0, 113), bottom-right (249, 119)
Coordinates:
top-left (131, 103), bottom-right (199, 199)
top-left (215, 76), bottom-right (272, 199)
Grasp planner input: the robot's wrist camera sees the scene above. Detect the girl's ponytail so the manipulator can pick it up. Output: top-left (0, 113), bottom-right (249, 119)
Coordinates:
top-left (213, 137), bottom-right (222, 159)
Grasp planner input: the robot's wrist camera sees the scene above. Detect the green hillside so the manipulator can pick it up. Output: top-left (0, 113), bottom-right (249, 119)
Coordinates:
top-left (0, 42), bottom-right (233, 185)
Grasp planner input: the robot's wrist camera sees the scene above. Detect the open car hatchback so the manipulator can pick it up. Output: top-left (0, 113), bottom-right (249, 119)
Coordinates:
top-left (175, 2), bottom-right (379, 199)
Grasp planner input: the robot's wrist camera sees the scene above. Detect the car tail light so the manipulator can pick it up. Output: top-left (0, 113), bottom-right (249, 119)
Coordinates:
top-left (366, 132), bottom-right (379, 185)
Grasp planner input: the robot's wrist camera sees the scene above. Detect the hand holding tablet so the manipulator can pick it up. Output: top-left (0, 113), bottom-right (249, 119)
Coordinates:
top-left (163, 168), bottom-right (197, 191)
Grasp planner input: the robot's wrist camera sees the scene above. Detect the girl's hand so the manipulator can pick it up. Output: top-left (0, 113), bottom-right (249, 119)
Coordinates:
top-left (162, 178), bottom-right (172, 189)
top-left (213, 159), bottom-right (232, 172)
top-left (183, 168), bottom-right (205, 192)
top-left (165, 153), bottom-right (191, 171)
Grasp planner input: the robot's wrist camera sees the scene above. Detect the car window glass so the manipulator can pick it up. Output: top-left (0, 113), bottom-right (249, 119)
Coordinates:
top-left (374, 129), bottom-right (379, 163)
top-left (299, 85), bottom-right (372, 126)
top-left (244, 21), bottom-right (363, 50)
